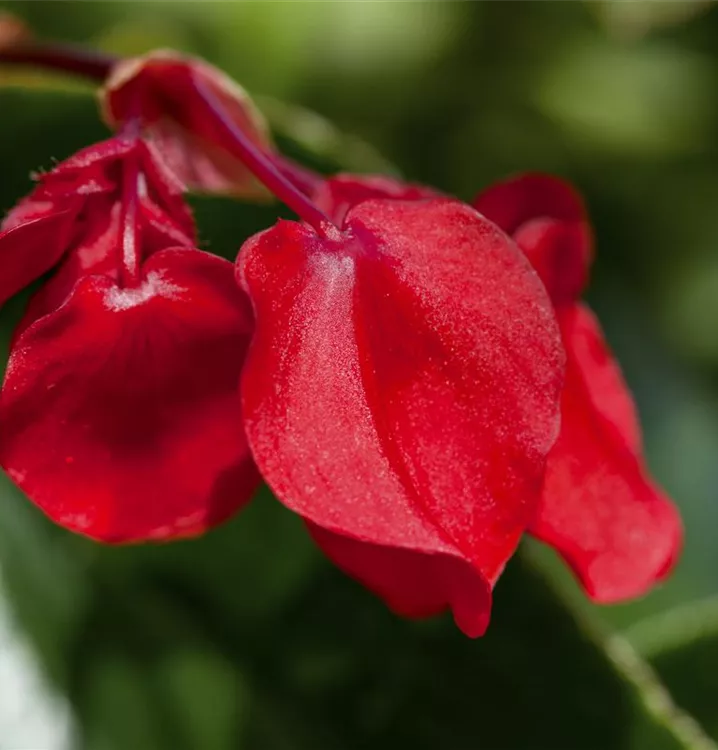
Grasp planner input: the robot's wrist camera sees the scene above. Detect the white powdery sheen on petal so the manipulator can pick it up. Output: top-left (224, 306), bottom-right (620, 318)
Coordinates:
top-left (103, 271), bottom-right (184, 311)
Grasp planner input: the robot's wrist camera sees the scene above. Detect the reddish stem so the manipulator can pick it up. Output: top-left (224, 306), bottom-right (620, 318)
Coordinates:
top-left (190, 71), bottom-right (340, 239)
top-left (272, 154), bottom-right (324, 196)
top-left (0, 41), bottom-right (115, 80)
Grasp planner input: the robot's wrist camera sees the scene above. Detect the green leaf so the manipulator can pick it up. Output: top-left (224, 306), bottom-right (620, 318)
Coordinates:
top-left (627, 597), bottom-right (718, 740)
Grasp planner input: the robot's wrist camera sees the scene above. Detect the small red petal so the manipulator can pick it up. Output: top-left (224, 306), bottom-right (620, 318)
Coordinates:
top-left (311, 173), bottom-right (441, 225)
top-left (0, 248), bottom-right (258, 542)
top-left (530, 305), bottom-right (682, 601)
top-left (0, 209), bottom-right (78, 307)
top-left (238, 199), bottom-right (564, 634)
top-left (32, 136), bottom-right (137, 200)
top-left (101, 51), bottom-right (272, 199)
top-left (2, 196), bottom-right (58, 231)
top-left (14, 199), bottom-right (122, 336)
top-left (473, 172), bottom-right (585, 232)
top-left (137, 140), bottom-right (197, 241)
top-left (473, 173), bottom-right (592, 305)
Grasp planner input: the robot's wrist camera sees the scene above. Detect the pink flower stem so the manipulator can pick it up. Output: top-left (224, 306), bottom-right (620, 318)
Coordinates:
top-left (190, 71), bottom-right (340, 239)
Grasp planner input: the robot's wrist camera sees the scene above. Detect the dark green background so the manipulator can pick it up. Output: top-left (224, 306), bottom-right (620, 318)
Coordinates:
top-left (0, 2), bottom-right (716, 748)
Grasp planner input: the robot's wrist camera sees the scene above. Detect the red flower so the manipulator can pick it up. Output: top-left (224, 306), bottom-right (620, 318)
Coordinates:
top-left (0, 134), bottom-right (194, 313)
top-left (302, 171), bottom-right (681, 604)
top-left (100, 51), bottom-right (273, 199)
top-left (237, 198), bottom-right (564, 636)
top-left (0, 135), bottom-right (259, 541)
top-left (0, 38), bottom-right (683, 637)
top-left (474, 173), bottom-right (682, 601)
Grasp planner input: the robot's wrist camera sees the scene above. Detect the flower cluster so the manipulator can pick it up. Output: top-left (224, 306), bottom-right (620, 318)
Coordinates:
top-left (0, 44), bottom-right (681, 636)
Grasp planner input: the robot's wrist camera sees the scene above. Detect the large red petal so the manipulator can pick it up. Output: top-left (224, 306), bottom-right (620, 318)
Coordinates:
top-left (473, 173), bottom-right (592, 305)
top-left (530, 305), bottom-right (681, 601)
top-left (101, 51), bottom-right (272, 199)
top-left (238, 199), bottom-right (563, 635)
top-left (311, 173), bottom-right (441, 225)
top-left (0, 248), bottom-right (259, 542)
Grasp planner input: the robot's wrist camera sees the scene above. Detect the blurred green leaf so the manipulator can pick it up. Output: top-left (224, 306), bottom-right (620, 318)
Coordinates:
top-left (72, 590), bottom-right (249, 750)
top-left (227, 552), bottom-right (713, 750)
top-left (627, 597), bottom-right (718, 740)
top-left (588, 0), bottom-right (714, 39)
top-left (535, 37), bottom-right (714, 157)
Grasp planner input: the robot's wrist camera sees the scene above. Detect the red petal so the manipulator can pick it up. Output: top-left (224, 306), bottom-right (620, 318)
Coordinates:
top-left (16, 193), bottom-right (195, 339)
top-left (0, 209), bottom-right (77, 307)
top-left (473, 172), bottom-right (585, 232)
top-left (0, 248), bottom-right (259, 542)
top-left (137, 140), bottom-right (197, 242)
top-left (14, 199), bottom-right (122, 337)
top-left (238, 199), bottom-right (564, 635)
top-left (2, 196), bottom-right (58, 231)
top-left (101, 51), bottom-right (272, 199)
top-left (33, 136), bottom-right (196, 243)
top-left (311, 173), bottom-right (441, 225)
top-left (141, 195), bottom-right (197, 254)
top-left (473, 173), bottom-right (592, 305)
top-left (32, 136), bottom-right (136, 200)
top-left (308, 523), bottom-right (491, 637)
top-left (530, 305), bottom-right (682, 601)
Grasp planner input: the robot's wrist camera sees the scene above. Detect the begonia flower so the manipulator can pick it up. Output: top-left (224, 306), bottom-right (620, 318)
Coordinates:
top-left (303, 171), bottom-right (681, 604)
top-left (0, 30), bottom-right (683, 637)
top-left (0, 133), bottom-right (259, 542)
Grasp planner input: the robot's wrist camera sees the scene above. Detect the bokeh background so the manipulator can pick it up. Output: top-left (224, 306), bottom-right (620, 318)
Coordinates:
top-left (0, 2), bottom-right (716, 748)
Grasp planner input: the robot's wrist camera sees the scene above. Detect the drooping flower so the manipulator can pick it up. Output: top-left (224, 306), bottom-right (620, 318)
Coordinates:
top-left (0, 31), bottom-right (683, 639)
top-left (474, 173), bottom-right (682, 601)
top-left (0, 134), bottom-right (259, 542)
top-left (236, 198), bottom-right (565, 636)
top-left (300, 170), bottom-right (682, 604)
top-left (124, 75), bottom-right (566, 635)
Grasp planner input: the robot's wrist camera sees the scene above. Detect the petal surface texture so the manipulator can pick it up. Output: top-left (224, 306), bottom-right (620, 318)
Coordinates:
top-left (0, 248), bottom-right (259, 542)
top-left (238, 199), bottom-right (564, 635)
